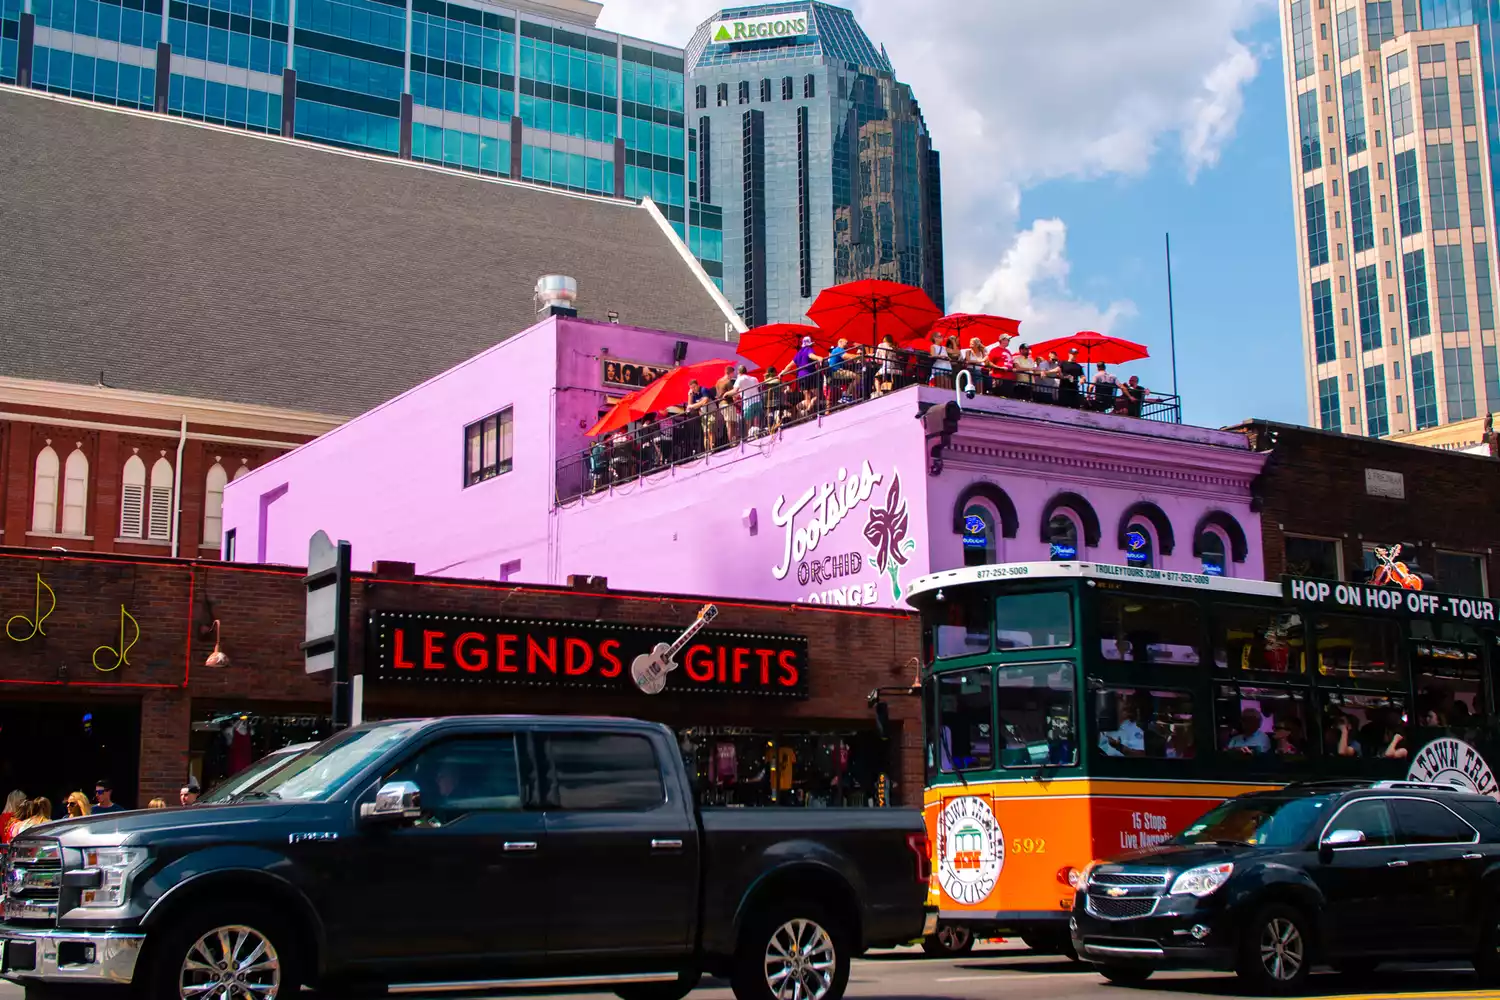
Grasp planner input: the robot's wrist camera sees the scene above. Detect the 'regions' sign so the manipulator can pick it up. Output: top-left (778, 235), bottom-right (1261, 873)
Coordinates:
top-left (709, 12), bottom-right (808, 44)
top-left (368, 610), bottom-right (808, 698)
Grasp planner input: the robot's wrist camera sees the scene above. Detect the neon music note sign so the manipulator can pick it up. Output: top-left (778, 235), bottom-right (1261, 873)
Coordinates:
top-left (5, 574), bottom-right (56, 642)
top-left (92, 606), bottom-right (140, 673)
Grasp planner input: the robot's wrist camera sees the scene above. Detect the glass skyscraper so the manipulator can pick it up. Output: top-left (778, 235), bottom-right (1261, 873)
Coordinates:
top-left (685, 2), bottom-right (943, 327)
top-left (1279, 0), bottom-right (1500, 437)
top-left (0, 0), bottom-right (723, 285)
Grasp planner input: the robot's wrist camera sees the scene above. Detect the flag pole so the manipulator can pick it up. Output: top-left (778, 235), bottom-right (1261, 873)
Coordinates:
top-left (1165, 232), bottom-right (1181, 423)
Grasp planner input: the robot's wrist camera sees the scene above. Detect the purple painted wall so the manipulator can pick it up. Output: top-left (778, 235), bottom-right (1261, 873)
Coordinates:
top-left (224, 318), bottom-right (1267, 605)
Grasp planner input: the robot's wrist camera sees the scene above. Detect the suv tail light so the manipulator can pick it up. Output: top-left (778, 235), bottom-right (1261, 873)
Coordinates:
top-left (905, 833), bottom-right (932, 886)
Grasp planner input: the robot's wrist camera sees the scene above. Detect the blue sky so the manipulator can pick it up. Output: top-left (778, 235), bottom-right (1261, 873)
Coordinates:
top-left (1020, 12), bottom-right (1305, 428)
top-left (600, 0), bottom-right (1296, 428)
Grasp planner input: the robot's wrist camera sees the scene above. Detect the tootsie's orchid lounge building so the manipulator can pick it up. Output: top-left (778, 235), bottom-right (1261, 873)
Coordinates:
top-left (222, 314), bottom-right (1269, 606)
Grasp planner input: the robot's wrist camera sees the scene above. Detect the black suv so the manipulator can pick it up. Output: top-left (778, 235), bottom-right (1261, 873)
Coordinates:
top-left (1069, 780), bottom-right (1500, 994)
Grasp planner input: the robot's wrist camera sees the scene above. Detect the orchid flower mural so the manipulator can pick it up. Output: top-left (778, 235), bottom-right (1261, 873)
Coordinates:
top-left (864, 473), bottom-right (917, 599)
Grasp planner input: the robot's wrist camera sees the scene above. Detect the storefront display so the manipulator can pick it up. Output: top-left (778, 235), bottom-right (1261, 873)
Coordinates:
top-left (189, 709), bottom-right (332, 792)
top-left (676, 728), bottom-right (887, 808)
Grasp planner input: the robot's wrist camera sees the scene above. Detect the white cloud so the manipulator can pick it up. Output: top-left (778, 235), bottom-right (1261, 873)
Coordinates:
top-left (595, 0), bottom-right (1271, 326)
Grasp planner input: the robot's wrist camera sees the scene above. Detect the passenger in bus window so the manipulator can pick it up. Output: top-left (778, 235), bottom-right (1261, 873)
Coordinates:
top-left (1359, 706), bottom-right (1409, 759)
top-left (1323, 710), bottom-right (1361, 757)
top-left (1098, 696), bottom-right (1146, 757)
top-left (1165, 723), bottom-right (1195, 759)
top-left (1272, 717), bottom-right (1308, 756)
top-left (1225, 708), bottom-right (1271, 755)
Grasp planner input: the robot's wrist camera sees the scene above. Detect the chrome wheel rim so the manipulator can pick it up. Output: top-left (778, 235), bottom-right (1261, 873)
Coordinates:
top-left (179, 924), bottom-right (281, 1000)
top-left (936, 925), bottom-right (971, 951)
top-left (1258, 917), bottom-right (1304, 982)
top-left (764, 918), bottom-right (836, 1000)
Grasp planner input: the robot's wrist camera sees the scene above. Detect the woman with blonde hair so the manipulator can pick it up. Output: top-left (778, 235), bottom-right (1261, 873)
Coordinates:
top-left (65, 792), bottom-right (92, 818)
top-left (13, 797), bottom-right (51, 833)
top-left (1, 790), bottom-right (25, 843)
top-left (148, 798), bottom-right (168, 809)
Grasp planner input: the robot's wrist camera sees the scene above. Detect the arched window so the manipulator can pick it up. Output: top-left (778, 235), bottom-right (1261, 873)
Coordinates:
top-left (203, 463), bottom-right (228, 548)
top-left (1200, 530), bottom-right (1229, 576)
top-left (30, 446), bottom-right (59, 534)
top-left (148, 457), bottom-right (174, 541)
top-left (120, 455), bottom-right (146, 538)
top-left (232, 464), bottom-right (251, 481)
top-left (962, 504), bottom-right (995, 567)
top-left (1124, 519), bottom-right (1155, 568)
top-left (61, 448), bottom-right (89, 535)
top-left (1048, 513), bottom-right (1079, 560)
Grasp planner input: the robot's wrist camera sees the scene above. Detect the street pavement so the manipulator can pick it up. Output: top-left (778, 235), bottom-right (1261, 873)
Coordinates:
top-left (0, 942), bottom-right (1495, 999)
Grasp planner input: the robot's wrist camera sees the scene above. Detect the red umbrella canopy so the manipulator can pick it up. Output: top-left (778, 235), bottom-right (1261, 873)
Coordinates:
top-left (931, 313), bottom-right (1021, 348)
top-left (585, 391), bottom-right (648, 438)
top-left (737, 323), bottom-right (824, 373)
top-left (807, 280), bottom-right (942, 348)
top-left (631, 358), bottom-right (743, 413)
top-left (1027, 330), bottom-right (1149, 365)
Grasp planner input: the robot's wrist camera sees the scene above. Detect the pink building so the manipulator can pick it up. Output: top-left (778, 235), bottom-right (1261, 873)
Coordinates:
top-left (223, 315), bottom-right (1268, 604)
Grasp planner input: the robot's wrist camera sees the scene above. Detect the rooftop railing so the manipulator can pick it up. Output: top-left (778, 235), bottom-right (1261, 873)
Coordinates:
top-left (555, 351), bottom-right (1181, 504)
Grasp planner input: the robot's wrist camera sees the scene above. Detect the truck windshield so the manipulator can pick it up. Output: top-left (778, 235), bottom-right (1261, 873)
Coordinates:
top-left (199, 748), bottom-right (305, 804)
top-left (1176, 795), bottom-right (1333, 848)
top-left (238, 723), bottom-right (426, 802)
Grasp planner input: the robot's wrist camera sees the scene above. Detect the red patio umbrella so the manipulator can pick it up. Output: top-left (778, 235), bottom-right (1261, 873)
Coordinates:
top-left (736, 323), bottom-right (824, 373)
top-left (630, 358), bottom-right (743, 414)
top-left (1027, 330), bottom-right (1149, 365)
top-left (931, 313), bottom-right (1021, 348)
top-left (585, 390), bottom-right (648, 438)
top-left (807, 280), bottom-right (942, 348)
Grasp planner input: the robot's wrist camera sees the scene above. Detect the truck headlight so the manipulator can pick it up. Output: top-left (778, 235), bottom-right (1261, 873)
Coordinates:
top-left (78, 848), bottom-right (149, 908)
top-left (1169, 862), bottom-right (1233, 898)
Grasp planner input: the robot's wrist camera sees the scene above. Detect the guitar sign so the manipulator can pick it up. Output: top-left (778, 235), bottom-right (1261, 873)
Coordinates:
top-left (631, 605), bottom-right (718, 694)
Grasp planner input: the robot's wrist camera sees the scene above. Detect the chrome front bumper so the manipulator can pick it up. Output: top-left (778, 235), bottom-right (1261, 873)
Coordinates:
top-left (0, 927), bottom-right (145, 985)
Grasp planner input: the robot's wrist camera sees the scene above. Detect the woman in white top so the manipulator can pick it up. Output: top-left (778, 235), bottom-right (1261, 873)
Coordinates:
top-left (929, 330), bottom-right (952, 386)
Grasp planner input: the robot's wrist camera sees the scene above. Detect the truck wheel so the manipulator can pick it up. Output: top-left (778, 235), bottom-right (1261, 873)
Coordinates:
top-left (920, 924), bottom-right (974, 957)
top-left (1097, 965), bottom-right (1153, 986)
top-left (143, 902), bottom-right (297, 1000)
top-left (615, 971), bottom-right (702, 1000)
top-left (732, 903), bottom-right (850, 1000)
top-left (1235, 903), bottom-right (1311, 995)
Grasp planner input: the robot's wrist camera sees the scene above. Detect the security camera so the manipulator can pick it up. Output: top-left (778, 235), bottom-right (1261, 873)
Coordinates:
top-left (963, 383), bottom-right (976, 401)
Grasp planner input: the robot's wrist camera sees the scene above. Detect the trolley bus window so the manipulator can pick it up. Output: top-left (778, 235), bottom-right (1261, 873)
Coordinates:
top-left (1177, 795), bottom-right (1332, 847)
top-left (929, 588), bottom-right (991, 659)
top-left (1320, 692), bottom-right (1409, 759)
top-left (994, 591), bottom-right (1073, 650)
top-left (1092, 687), bottom-right (1197, 759)
top-left (937, 669), bottom-right (994, 772)
top-left (1214, 684), bottom-right (1311, 760)
top-left (1097, 594), bottom-right (1202, 665)
top-left (1313, 615), bottom-right (1403, 687)
top-left (1211, 605), bottom-right (1307, 676)
top-left (1410, 621), bottom-right (1486, 731)
top-left (996, 662), bottom-right (1076, 767)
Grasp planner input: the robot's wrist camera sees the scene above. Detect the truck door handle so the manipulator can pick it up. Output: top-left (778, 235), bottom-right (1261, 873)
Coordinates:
top-left (651, 839), bottom-right (684, 851)
top-left (1464, 853), bottom-right (1483, 860)
top-left (1386, 860), bottom-right (1408, 867)
top-left (503, 841), bottom-right (538, 853)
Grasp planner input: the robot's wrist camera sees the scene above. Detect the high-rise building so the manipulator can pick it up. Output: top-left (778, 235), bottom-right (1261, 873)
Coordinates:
top-left (0, 0), bottom-right (724, 283)
top-left (685, 2), bottom-right (943, 327)
top-left (1278, 0), bottom-right (1500, 437)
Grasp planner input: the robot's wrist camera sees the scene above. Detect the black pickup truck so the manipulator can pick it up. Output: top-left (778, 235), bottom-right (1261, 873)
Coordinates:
top-left (1, 716), bottom-right (934, 1000)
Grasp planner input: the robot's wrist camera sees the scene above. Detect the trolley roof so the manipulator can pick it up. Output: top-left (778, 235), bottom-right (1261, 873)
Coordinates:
top-left (904, 562), bottom-right (1284, 606)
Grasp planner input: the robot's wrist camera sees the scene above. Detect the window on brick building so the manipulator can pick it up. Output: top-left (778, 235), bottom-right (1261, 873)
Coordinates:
top-left (203, 463), bottom-right (228, 549)
top-left (149, 458), bottom-right (175, 541)
top-left (1285, 534), bottom-right (1344, 579)
top-left (61, 447), bottom-right (89, 536)
top-left (120, 455), bottom-right (146, 538)
top-left (30, 445), bottom-right (59, 534)
top-left (233, 463), bottom-right (251, 481)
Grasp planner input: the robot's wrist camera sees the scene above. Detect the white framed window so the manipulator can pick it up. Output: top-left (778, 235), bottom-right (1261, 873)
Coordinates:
top-left (120, 455), bottom-right (146, 538)
top-left (1199, 527), bottom-right (1231, 577)
top-left (1047, 511), bottom-right (1082, 561)
top-left (1124, 519), bottom-right (1156, 569)
top-left (61, 448), bottom-right (89, 535)
top-left (203, 463), bottom-right (228, 547)
top-left (30, 446), bottom-right (59, 534)
top-left (961, 503), bottom-right (997, 567)
top-left (1435, 550), bottom-right (1488, 596)
top-left (464, 408), bottom-right (514, 486)
top-left (148, 458), bottom-right (174, 541)
top-left (1284, 533), bottom-right (1344, 580)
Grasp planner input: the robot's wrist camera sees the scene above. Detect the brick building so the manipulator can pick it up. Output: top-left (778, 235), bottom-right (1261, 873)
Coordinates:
top-left (0, 548), bottom-right (921, 813)
top-left (1238, 420), bottom-right (1500, 596)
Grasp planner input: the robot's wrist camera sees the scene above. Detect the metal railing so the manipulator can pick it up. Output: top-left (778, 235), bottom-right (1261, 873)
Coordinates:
top-left (556, 351), bottom-right (1181, 504)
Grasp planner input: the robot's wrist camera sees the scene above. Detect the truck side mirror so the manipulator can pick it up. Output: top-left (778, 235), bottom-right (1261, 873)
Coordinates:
top-left (1318, 828), bottom-right (1365, 863)
top-left (360, 780), bottom-right (422, 822)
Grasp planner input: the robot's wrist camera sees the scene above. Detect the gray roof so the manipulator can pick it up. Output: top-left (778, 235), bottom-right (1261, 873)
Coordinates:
top-left (0, 88), bottom-right (736, 415)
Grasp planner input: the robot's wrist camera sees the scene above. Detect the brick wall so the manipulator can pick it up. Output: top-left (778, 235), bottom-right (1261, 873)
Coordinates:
top-left (1241, 421), bottom-right (1500, 593)
top-left (0, 550), bottom-right (924, 806)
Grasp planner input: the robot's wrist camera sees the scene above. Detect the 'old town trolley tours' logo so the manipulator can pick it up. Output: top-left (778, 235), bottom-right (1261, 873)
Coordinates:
top-left (937, 796), bottom-right (1004, 906)
top-left (1408, 737), bottom-right (1500, 799)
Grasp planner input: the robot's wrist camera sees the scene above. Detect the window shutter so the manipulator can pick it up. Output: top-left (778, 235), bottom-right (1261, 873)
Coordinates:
top-left (120, 484), bottom-right (145, 538)
top-left (148, 485), bottom-right (173, 540)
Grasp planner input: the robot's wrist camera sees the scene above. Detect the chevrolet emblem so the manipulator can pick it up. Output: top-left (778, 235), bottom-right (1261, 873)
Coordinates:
top-left (1105, 887), bottom-right (1129, 897)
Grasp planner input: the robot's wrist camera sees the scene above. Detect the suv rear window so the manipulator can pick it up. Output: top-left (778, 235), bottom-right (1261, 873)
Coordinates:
top-left (1391, 798), bottom-right (1477, 844)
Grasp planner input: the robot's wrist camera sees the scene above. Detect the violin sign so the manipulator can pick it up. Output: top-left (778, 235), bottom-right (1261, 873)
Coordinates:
top-left (369, 610), bottom-right (808, 698)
